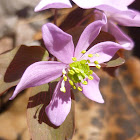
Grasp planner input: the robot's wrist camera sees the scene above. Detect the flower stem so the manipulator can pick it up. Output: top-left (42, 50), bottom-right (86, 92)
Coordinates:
top-left (54, 9), bottom-right (58, 25)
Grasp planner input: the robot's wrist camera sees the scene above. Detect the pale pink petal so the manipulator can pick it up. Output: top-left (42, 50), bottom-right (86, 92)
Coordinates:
top-left (9, 61), bottom-right (67, 100)
top-left (74, 12), bottom-right (107, 59)
top-left (110, 10), bottom-right (140, 27)
top-left (78, 73), bottom-right (104, 103)
top-left (46, 78), bottom-right (71, 126)
top-left (81, 41), bottom-right (124, 64)
top-left (94, 9), bottom-right (135, 50)
top-left (94, 9), bottom-right (135, 31)
top-left (108, 21), bottom-right (134, 50)
top-left (93, 10), bottom-right (108, 32)
top-left (42, 23), bottom-right (74, 64)
top-left (35, 0), bottom-right (72, 12)
top-left (72, 0), bottom-right (134, 10)
top-left (122, 0), bottom-right (135, 6)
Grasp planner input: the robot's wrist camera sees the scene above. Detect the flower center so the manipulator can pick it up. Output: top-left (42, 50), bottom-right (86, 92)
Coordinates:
top-left (60, 51), bottom-right (101, 93)
top-left (68, 60), bottom-right (93, 84)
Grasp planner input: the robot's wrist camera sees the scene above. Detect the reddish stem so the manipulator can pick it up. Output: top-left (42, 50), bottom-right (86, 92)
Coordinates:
top-left (54, 9), bottom-right (58, 25)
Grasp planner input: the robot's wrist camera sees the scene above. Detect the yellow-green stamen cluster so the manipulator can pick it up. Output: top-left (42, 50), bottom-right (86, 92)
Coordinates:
top-left (67, 58), bottom-right (94, 92)
top-left (60, 51), bottom-right (101, 93)
top-left (68, 60), bottom-right (92, 83)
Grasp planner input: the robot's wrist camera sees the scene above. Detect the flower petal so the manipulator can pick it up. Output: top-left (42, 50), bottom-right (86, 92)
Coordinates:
top-left (81, 41), bottom-right (124, 64)
top-left (74, 12), bottom-right (107, 59)
top-left (108, 21), bottom-right (134, 50)
top-left (35, 0), bottom-right (72, 12)
top-left (110, 10), bottom-right (140, 27)
top-left (72, 0), bottom-right (134, 10)
top-left (9, 61), bottom-right (66, 100)
top-left (42, 23), bottom-right (74, 64)
top-left (79, 73), bottom-right (104, 103)
top-left (94, 9), bottom-right (135, 30)
top-left (45, 78), bottom-right (71, 126)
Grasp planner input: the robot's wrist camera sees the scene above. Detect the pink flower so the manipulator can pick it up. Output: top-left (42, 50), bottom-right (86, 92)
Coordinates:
top-left (10, 16), bottom-right (125, 126)
top-left (94, 8), bottom-right (140, 50)
top-left (74, 0), bottom-right (140, 50)
top-left (34, 0), bottom-right (134, 12)
top-left (34, 0), bottom-right (140, 50)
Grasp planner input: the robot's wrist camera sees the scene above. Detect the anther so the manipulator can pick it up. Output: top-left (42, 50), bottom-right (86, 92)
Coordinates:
top-left (75, 68), bottom-right (80, 73)
top-left (62, 69), bottom-right (66, 75)
top-left (88, 54), bottom-right (93, 57)
top-left (82, 81), bottom-right (88, 85)
top-left (88, 75), bottom-right (94, 80)
top-left (72, 57), bottom-right (77, 61)
top-left (96, 64), bottom-right (101, 69)
top-left (69, 70), bottom-right (75, 75)
top-left (94, 61), bottom-right (99, 65)
top-left (63, 76), bottom-right (67, 81)
top-left (78, 87), bottom-right (82, 91)
top-left (69, 80), bottom-right (74, 86)
top-left (60, 80), bottom-right (66, 93)
top-left (73, 85), bottom-right (76, 89)
top-left (60, 87), bottom-right (66, 93)
top-left (81, 50), bottom-right (86, 54)
top-left (87, 59), bottom-right (90, 63)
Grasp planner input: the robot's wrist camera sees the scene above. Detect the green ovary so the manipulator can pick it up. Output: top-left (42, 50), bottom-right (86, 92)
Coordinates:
top-left (68, 60), bottom-right (93, 84)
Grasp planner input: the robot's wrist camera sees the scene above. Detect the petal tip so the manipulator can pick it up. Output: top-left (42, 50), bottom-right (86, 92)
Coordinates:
top-left (9, 96), bottom-right (14, 100)
top-left (9, 92), bottom-right (17, 100)
top-left (51, 120), bottom-right (63, 127)
top-left (34, 7), bottom-right (39, 12)
top-left (34, 4), bottom-right (43, 12)
top-left (45, 107), bottom-right (63, 126)
top-left (34, 5), bottom-right (44, 12)
top-left (99, 99), bottom-right (105, 104)
top-left (96, 95), bottom-right (104, 103)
